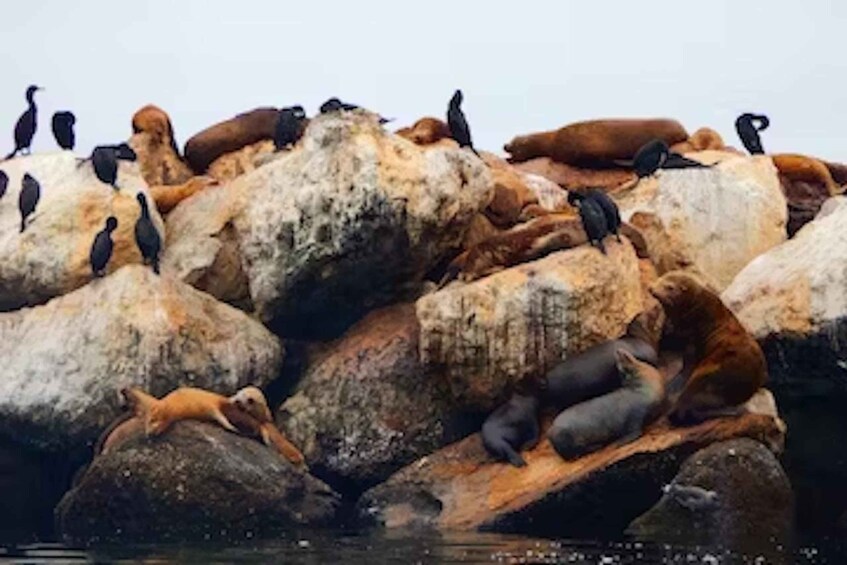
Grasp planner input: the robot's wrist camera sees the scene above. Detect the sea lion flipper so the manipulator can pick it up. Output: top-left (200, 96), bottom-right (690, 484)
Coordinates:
top-left (504, 446), bottom-right (527, 468)
top-left (262, 423), bottom-right (306, 467)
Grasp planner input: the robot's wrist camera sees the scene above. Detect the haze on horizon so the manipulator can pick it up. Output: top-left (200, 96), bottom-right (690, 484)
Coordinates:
top-left (0, 0), bottom-right (844, 161)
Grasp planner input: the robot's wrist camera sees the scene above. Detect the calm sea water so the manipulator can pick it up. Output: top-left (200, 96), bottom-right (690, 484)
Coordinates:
top-left (1, 530), bottom-right (844, 565)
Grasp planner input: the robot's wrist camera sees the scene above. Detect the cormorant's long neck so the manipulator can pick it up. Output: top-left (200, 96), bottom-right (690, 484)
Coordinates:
top-left (26, 92), bottom-right (37, 108)
top-left (140, 202), bottom-right (150, 219)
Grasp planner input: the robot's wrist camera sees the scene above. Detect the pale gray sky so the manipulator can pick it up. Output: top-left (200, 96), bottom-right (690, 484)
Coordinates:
top-left (1, 1), bottom-right (845, 161)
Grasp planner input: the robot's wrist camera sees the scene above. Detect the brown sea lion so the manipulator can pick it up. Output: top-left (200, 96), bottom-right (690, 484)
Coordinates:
top-left (649, 271), bottom-right (767, 424)
top-left (481, 392), bottom-right (540, 468)
top-left (184, 107), bottom-right (279, 174)
top-left (129, 104), bottom-right (194, 186)
top-left (149, 175), bottom-right (219, 214)
top-left (504, 118), bottom-right (688, 167)
top-left (541, 313), bottom-right (661, 411)
top-left (547, 349), bottom-right (666, 460)
top-left (396, 117), bottom-right (452, 145)
top-left (670, 127), bottom-right (726, 154)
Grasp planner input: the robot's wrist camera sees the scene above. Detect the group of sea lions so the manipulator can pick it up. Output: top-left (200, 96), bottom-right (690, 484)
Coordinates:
top-left (482, 270), bottom-right (768, 467)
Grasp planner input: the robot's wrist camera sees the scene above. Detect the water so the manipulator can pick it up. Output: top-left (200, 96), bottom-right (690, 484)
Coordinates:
top-left (2, 531), bottom-right (845, 564)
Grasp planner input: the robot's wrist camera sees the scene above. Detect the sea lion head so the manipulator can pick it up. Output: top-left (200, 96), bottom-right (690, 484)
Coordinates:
top-left (231, 386), bottom-right (273, 423)
top-left (503, 134), bottom-right (539, 163)
top-left (648, 271), bottom-right (704, 312)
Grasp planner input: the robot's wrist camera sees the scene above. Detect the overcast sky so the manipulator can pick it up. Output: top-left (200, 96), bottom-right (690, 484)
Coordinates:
top-left (1, 1), bottom-right (845, 161)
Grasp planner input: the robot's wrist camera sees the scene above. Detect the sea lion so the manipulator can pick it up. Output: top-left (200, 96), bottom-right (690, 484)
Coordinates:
top-left (18, 172), bottom-right (40, 233)
top-left (649, 271), bottom-right (767, 424)
top-left (735, 113), bottom-right (769, 155)
top-left (396, 117), bottom-right (451, 145)
top-left (670, 127), bottom-right (726, 154)
top-left (130, 104), bottom-right (194, 187)
top-left (547, 349), bottom-right (666, 460)
top-left (120, 386), bottom-right (304, 465)
top-left (504, 118), bottom-right (688, 167)
top-left (447, 89), bottom-right (479, 156)
top-left (481, 392), bottom-right (540, 467)
top-left (542, 314), bottom-right (660, 411)
top-left (184, 107), bottom-right (280, 173)
top-left (89, 216), bottom-right (118, 278)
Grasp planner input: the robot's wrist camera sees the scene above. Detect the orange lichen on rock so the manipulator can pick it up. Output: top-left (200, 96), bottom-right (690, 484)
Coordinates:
top-left (504, 118), bottom-right (688, 167)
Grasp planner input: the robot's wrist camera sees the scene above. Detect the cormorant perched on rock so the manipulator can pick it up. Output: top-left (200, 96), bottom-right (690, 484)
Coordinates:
top-left (90, 216), bottom-right (118, 278)
top-left (662, 152), bottom-right (711, 170)
top-left (319, 97), bottom-right (392, 124)
top-left (573, 195), bottom-right (609, 254)
top-left (274, 106), bottom-right (307, 150)
top-left (91, 146), bottom-right (119, 189)
top-left (447, 89), bottom-right (479, 157)
top-left (569, 189), bottom-right (622, 242)
top-left (6, 85), bottom-right (43, 159)
top-left (633, 139), bottom-right (670, 179)
top-left (18, 173), bottom-right (41, 233)
top-left (134, 193), bottom-right (161, 274)
top-left (51, 111), bottom-right (76, 150)
top-left (735, 113), bottom-right (770, 155)
top-left (0, 170), bottom-right (7, 200)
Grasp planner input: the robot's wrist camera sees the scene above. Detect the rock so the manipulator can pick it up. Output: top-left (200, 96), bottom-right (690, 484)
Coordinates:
top-left (0, 266), bottom-right (282, 455)
top-left (129, 104), bottom-right (194, 187)
top-left (279, 303), bottom-right (478, 494)
top-left (358, 390), bottom-right (784, 536)
top-left (0, 152), bottom-right (165, 311)
top-left (512, 157), bottom-right (635, 191)
top-left (773, 153), bottom-right (841, 237)
top-left (460, 213), bottom-right (502, 250)
top-left (56, 421), bottom-right (339, 544)
top-left (207, 139), bottom-right (275, 183)
top-left (522, 173), bottom-right (569, 212)
top-left (150, 175), bottom-right (219, 215)
top-left (722, 196), bottom-right (847, 388)
top-left (504, 119), bottom-right (688, 166)
top-left (626, 439), bottom-right (793, 551)
top-left (396, 117), bottom-right (451, 145)
top-left (417, 237), bottom-right (643, 411)
top-left (165, 112), bottom-right (492, 339)
top-left (669, 127), bottom-right (726, 154)
top-left (184, 107), bottom-right (279, 174)
top-left (617, 152), bottom-right (786, 291)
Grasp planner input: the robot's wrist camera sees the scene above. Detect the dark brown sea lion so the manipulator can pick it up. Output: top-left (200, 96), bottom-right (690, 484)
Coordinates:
top-left (481, 392), bottom-right (540, 468)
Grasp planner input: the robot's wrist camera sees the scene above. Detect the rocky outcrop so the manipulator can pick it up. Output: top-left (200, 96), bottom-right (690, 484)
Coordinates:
top-left (417, 238), bottom-right (643, 410)
top-left (0, 152), bottom-right (165, 311)
top-left (504, 119), bottom-right (688, 166)
top-left (722, 196), bottom-right (847, 388)
top-left (627, 439), bottom-right (793, 551)
top-left (0, 266), bottom-right (282, 454)
top-left (617, 152), bottom-right (786, 291)
top-left (358, 390), bottom-right (784, 536)
top-left (184, 107), bottom-right (279, 174)
top-left (207, 139), bottom-right (275, 182)
top-left (56, 421), bottom-right (339, 544)
top-left (165, 112), bottom-right (493, 339)
top-left (150, 175), bottom-right (219, 215)
top-left (512, 157), bottom-right (635, 191)
top-left (129, 104), bottom-right (194, 187)
top-left (279, 304), bottom-right (478, 494)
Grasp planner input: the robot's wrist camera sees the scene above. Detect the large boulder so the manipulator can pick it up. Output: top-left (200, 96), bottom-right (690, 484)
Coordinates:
top-left (722, 196), bottom-right (847, 387)
top-left (617, 152), bottom-right (786, 291)
top-left (184, 107), bottom-right (279, 174)
top-left (279, 303), bottom-right (478, 495)
top-left (0, 266), bottom-right (282, 455)
top-left (0, 152), bottom-right (164, 311)
top-left (504, 119), bottom-right (688, 166)
top-left (417, 238), bottom-right (643, 411)
top-left (56, 421), bottom-right (339, 544)
top-left (164, 112), bottom-right (493, 339)
top-left (358, 390), bottom-right (784, 536)
top-left (627, 439), bottom-right (793, 551)
top-left (129, 104), bottom-right (194, 187)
